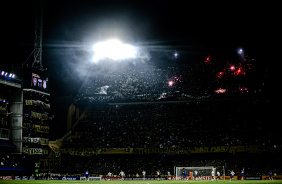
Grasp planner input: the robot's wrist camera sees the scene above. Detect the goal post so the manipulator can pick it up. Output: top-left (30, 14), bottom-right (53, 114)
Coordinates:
top-left (175, 166), bottom-right (215, 180)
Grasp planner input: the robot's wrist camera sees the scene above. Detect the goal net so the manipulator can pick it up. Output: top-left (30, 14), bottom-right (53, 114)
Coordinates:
top-left (175, 166), bottom-right (215, 180)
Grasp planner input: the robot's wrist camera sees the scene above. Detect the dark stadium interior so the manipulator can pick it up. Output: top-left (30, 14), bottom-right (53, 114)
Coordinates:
top-left (0, 0), bottom-right (277, 181)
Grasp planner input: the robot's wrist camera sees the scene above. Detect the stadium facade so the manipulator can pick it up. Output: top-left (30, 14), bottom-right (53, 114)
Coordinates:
top-left (0, 66), bottom-right (51, 176)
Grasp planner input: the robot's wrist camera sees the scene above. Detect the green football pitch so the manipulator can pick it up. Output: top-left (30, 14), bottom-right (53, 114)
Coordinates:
top-left (0, 180), bottom-right (281, 184)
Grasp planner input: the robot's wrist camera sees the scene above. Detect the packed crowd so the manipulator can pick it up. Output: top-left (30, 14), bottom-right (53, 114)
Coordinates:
top-left (56, 58), bottom-right (277, 177)
top-left (56, 95), bottom-right (280, 176)
top-left (63, 98), bottom-right (274, 150)
top-left (76, 63), bottom-right (181, 103)
top-left (75, 59), bottom-right (254, 103)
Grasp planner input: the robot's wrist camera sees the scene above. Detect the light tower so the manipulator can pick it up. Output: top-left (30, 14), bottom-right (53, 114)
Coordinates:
top-left (32, 0), bottom-right (43, 70)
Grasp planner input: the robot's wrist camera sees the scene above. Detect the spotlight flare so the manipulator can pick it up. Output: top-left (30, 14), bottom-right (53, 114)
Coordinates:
top-left (92, 39), bottom-right (137, 62)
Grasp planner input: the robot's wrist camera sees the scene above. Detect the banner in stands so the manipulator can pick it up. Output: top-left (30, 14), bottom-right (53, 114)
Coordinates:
top-left (0, 107), bottom-right (6, 114)
top-left (62, 145), bottom-right (265, 156)
top-left (98, 148), bottom-right (133, 154)
top-left (134, 147), bottom-right (190, 154)
top-left (22, 147), bottom-right (48, 155)
top-left (25, 100), bottom-right (50, 109)
top-left (191, 146), bottom-right (236, 154)
top-left (31, 111), bottom-right (49, 120)
top-left (23, 137), bottom-right (40, 144)
top-left (33, 125), bottom-right (49, 133)
top-left (64, 148), bottom-right (133, 156)
top-left (31, 111), bottom-right (41, 119)
top-left (67, 148), bottom-right (96, 156)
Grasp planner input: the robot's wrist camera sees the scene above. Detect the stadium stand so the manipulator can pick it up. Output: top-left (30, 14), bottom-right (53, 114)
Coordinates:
top-left (52, 60), bottom-right (278, 178)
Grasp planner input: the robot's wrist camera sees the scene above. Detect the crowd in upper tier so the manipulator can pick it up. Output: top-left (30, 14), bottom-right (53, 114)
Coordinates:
top-left (63, 99), bottom-right (274, 150)
top-left (56, 97), bottom-right (281, 176)
top-left (58, 58), bottom-right (276, 176)
top-left (75, 59), bottom-right (255, 103)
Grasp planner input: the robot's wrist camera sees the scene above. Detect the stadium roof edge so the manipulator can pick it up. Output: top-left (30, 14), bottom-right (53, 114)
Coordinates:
top-left (0, 79), bottom-right (21, 88)
top-left (23, 88), bottom-right (50, 96)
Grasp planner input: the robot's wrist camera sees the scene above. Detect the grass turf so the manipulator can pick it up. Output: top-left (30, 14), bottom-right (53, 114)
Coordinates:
top-left (0, 180), bottom-right (281, 184)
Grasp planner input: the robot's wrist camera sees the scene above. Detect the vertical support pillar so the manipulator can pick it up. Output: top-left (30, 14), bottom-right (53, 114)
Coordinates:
top-left (9, 89), bottom-right (23, 154)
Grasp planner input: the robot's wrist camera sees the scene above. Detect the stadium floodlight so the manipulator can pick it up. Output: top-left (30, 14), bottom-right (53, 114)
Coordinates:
top-left (238, 48), bottom-right (243, 55)
top-left (92, 39), bottom-right (137, 63)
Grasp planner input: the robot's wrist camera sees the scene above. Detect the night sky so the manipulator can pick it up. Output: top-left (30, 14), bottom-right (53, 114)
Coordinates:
top-left (3, 1), bottom-right (270, 95)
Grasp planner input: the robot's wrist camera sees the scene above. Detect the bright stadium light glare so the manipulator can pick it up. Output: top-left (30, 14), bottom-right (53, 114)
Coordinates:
top-left (238, 48), bottom-right (243, 55)
top-left (92, 39), bottom-right (137, 63)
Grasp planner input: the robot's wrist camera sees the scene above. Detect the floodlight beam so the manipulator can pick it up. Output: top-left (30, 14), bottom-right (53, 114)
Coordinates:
top-left (92, 39), bottom-right (137, 63)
